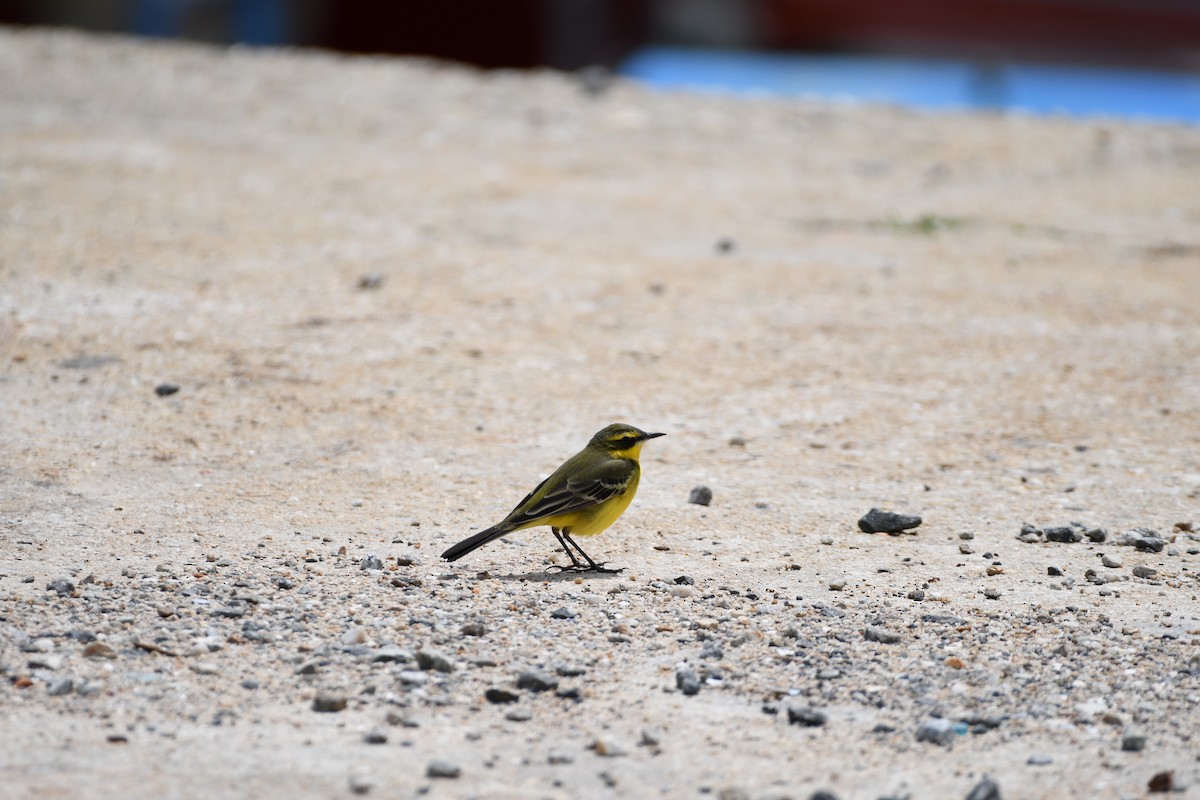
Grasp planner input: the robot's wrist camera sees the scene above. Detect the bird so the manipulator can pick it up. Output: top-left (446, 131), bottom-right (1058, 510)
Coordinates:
top-left (441, 423), bottom-right (665, 572)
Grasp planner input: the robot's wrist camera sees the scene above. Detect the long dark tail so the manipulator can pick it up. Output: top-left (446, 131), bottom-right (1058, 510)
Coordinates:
top-left (441, 524), bottom-right (510, 562)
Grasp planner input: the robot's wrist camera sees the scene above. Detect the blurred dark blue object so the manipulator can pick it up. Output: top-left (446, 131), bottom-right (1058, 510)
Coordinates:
top-left (134, 0), bottom-right (286, 45)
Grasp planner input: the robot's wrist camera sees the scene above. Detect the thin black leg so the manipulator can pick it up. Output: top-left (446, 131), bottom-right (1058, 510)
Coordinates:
top-left (551, 527), bottom-right (583, 568)
top-left (561, 531), bottom-right (622, 574)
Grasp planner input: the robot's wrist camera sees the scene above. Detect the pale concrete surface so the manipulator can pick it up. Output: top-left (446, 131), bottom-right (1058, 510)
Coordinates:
top-left (2, 28), bottom-right (1199, 800)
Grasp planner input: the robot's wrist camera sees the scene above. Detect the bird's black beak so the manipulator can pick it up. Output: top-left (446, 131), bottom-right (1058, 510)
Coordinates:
top-left (642, 431), bottom-right (666, 440)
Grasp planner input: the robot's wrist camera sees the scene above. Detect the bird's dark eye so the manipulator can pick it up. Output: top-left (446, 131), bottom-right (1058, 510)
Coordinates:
top-left (611, 434), bottom-right (640, 448)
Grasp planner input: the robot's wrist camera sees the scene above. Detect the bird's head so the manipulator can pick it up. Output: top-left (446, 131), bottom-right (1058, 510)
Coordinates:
top-left (590, 423), bottom-right (665, 459)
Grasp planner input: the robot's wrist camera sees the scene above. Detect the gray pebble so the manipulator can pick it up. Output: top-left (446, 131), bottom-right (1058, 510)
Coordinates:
top-left (426, 760), bottom-right (461, 779)
top-left (1016, 523), bottom-right (1042, 543)
top-left (864, 625), bottom-right (902, 644)
top-left (1132, 565), bottom-right (1157, 579)
top-left (371, 645), bottom-right (412, 664)
top-left (547, 751), bottom-right (573, 764)
top-left (348, 775), bottom-right (374, 795)
top-left (550, 606), bottom-right (576, 619)
top-left (240, 679), bottom-right (259, 690)
top-left (360, 554), bottom-right (383, 570)
top-left (858, 508), bottom-right (922, 534)
top-left (983, 588), bottom-right (1002, 600)
top-left (787, 706), bottom-right (827, 727)
top-left (212, 605), bottom-right (245, 618)
top-left (362, 730), bottom-right (387, 744)
top-left (555, 664), bottom-right (587, 677)
top-left (397, 671), bottom-right (428, 686)
top-left (1121, 732), bottom-right (1147, 752)
top-left (688, 486), bottom-right (713, 506)
top-left (1100, 553), bottom-right (1123, 568)
top-left (1120, 529), bottom-right (1164, 552)
top-left (47, 677), bottom-right (74, 696)
top-left (46, 579), bottom-right (75, 597)
top-left (1085, 527), bottom-right (1107, 543)
top-left (958, 531), bottom-right (975, 540)
top-left (675, 665), bottom-right (701, 696)
top-left (808, 793), bottom-right (840, 800)
top-left (415, 649), bottom-right (455, 673)
top-left (460, 622), bottom-right (487, 636)
top-left (964, 777), bottom-right (1001, 800)
top-left (384, 711), bottom-right (419, 728)
top-left (312, 694), bottom-right (347, 712)
top-left (915, 718), bottom-right (956, 746)
top-left (154, 383), bottom-right (180, 397)
top-left (28, 654), bottom-right (64, 671)
top-left (504, 707), bottom-right (532, 722)
top-left (1027, 754), bottom-right (1052, 765)
top-left (516, 670), bottom-right (558, 692)
top-left (1044, 526), bottom-right (1082, 543)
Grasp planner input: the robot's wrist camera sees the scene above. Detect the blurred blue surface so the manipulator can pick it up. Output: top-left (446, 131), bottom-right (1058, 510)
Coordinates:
top-left (621, 46), bottom-right (1200, 123)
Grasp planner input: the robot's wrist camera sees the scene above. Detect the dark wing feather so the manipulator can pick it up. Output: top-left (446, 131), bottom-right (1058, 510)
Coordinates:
top-left (515, 459), bottom-right (633, 523)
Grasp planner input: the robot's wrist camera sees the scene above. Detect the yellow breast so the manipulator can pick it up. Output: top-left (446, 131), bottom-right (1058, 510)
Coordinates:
top-left (549, 467), bottom-right (640, 537)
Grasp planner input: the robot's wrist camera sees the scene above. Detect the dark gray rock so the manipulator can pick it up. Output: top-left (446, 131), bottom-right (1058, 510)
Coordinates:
top-left (549, 607), bottom-right (576, 619)
top-left (675, 666), bottom-right (701, 696)
top-left (858, 508), bottom-right (922, 534)
top-left (485, 687), bottom-right (520, 704)
top-left (688, 486), bottom-right (713, 506)
top-left (787, 706), bottom-right (827, 727)
top-left (915, 718), bottom-right (956, 746)
top-left (415, 649), bottom-right (455, 673)
top-left (426, 760), bottom-right (461, 779)
top-left (864, 625), bottom-right (902, 644)
top-left (964, 777), bottom-right (1001, 800)
top-left (1044, 526), bottom-right (1082, 543)
top-left (360, 554), bottom-right (384, 570)
top-left (46, 579), bottom-right (75, 597)
top-left (312, 694), bottom-right (347, 712)
top-left (154, 383), bottom-right (180, 397)
top-left (1121, 732), bottom-right (1147, 752)
top-left (516, 670), bottom-right (558, 692)
top-left (1120, 529), bottom-right (1164, 552)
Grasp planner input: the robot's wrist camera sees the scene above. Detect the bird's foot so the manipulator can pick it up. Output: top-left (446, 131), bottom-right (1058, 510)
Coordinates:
top-left (548, 563), bottom-right (624, 575)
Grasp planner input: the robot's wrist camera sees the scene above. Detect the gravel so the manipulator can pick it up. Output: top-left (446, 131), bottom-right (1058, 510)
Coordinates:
top-left (2, 27), bottom-right (1197, 800)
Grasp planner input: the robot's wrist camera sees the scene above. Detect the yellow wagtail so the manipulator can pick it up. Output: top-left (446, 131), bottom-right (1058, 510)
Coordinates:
top-left (441, 423), bottom-right (665, 573)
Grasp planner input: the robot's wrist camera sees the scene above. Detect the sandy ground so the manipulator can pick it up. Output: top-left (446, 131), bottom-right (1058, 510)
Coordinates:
top-left (2, 27), bottom-right (1200, 800)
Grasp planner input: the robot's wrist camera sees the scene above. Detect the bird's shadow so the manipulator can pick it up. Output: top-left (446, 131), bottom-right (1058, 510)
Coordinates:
top-left (491, 568), bottom-right (625, 583)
